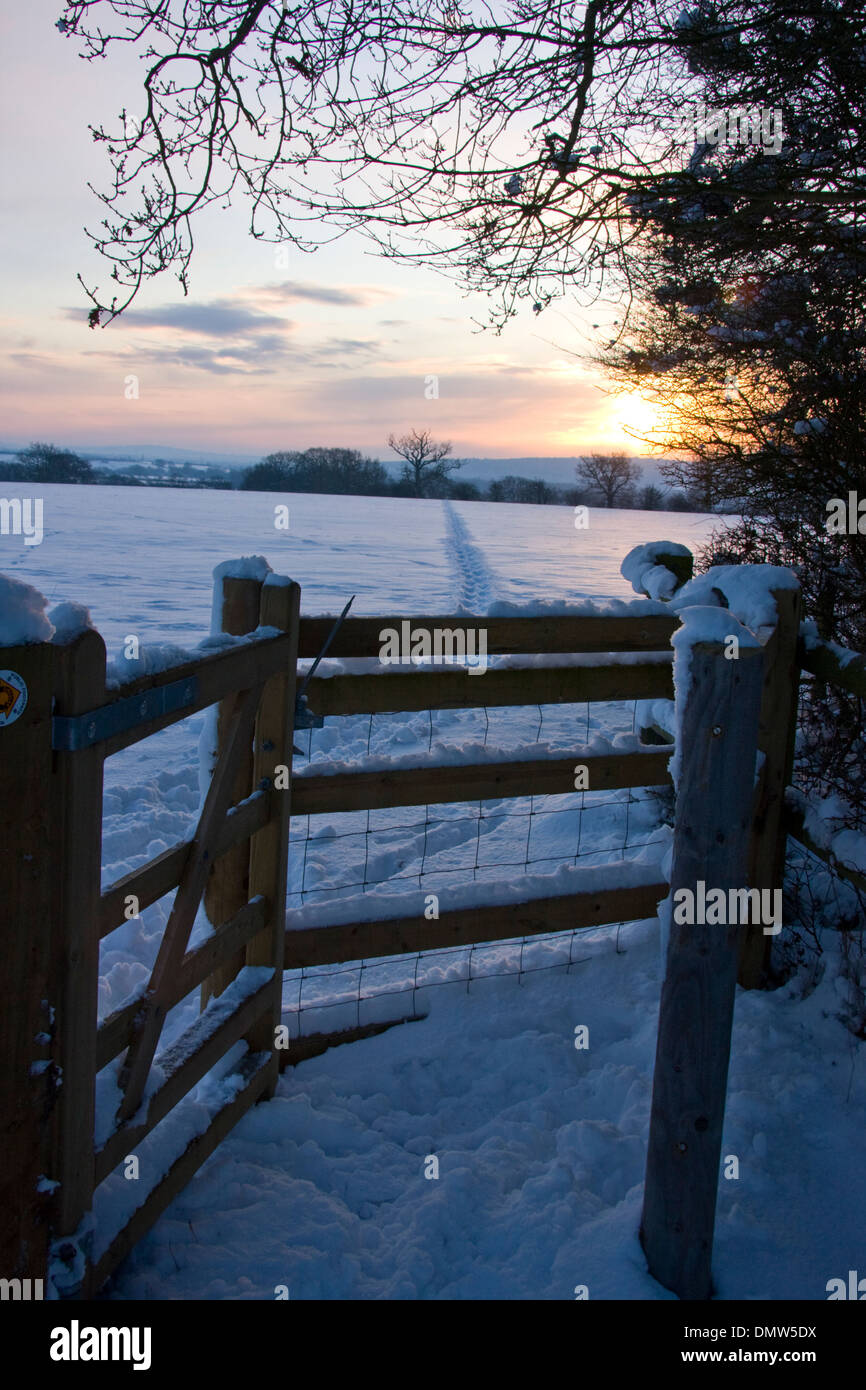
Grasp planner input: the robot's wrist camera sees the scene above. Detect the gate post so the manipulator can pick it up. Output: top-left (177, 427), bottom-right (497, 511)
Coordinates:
top-left (640, 610), bottom-right (764, 1300)
top-left (50, 628), bottom-right (107, 1280)
top-left (0, 633), bottom-right (57, 1286)
top-left (739, 585), bottom-right (802, 988)
top-left (202, 569), bottom-right (266, 1005)
top-left (245, 576), bottom-right (301, 1094)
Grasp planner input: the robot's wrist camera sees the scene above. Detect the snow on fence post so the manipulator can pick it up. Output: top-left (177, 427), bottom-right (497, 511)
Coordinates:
top-left (244, 575), bottom-right (302, 1092)
top-left (0, 624), bottom-right (57, 1286)
top-left (201, 566), bottom-right (268, 1007)
top-left (739, 585), bottom-right (802, 989)
top-left (640, 612), bottom-right (764, 1301)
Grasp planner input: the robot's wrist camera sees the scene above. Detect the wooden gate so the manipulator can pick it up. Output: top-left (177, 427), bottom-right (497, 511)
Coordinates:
top-left (1, 567), bottom-right (300, 1297)
top-left (0, 553), bottom-right (804, 1302)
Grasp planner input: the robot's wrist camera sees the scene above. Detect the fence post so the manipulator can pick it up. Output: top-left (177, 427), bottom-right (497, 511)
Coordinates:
top-left (244, 577), bottom-right (301, 1094)
top-left (739, 585), bottom-right (802, 988)
top-left (640, 615), bottom-right (764, 1300)
top-left (50, 629), bottom-right (107, 1265)
top-left (0, 637), bottom-right (57, 1285)
top-left (201, 572), bottom-right (265, 1006)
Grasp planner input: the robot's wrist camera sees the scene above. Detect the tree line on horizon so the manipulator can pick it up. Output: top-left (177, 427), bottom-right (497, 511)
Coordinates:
top-left (0, 438), bottom-right (717, 512)
top-left (239, 438), bottom-right (712, 511)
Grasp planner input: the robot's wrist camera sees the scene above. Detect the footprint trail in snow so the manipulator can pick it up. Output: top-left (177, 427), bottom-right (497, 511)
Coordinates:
top-left (443, 501), bottom-right (497, 612)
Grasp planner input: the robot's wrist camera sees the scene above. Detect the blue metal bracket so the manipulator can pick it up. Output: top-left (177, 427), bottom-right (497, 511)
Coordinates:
top-left (52, 674), bottom-right (199, 751)
top-left (294, 694), bottom-right (324, 730)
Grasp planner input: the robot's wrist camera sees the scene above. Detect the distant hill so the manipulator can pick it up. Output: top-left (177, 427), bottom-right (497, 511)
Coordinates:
top-left (0, 442), bottom-right (257, 470)
top-left (454, 456), bottom-right (673, 490)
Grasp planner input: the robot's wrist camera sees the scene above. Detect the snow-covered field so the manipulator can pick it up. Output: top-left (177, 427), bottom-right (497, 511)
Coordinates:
top-left (3, 483), bottom-right (863, 1300)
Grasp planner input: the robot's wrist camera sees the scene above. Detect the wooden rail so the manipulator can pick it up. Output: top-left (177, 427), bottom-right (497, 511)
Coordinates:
top-left (303, 659), bottom-right (672, 716)
top-left (284, 874), bottom-right (670, 969)
top-left (800, 635), bottom-right (866, 697)
top-left (292, 749), bottom-right (672, 815)
top-left (297, 612), bottom-right (679, 658)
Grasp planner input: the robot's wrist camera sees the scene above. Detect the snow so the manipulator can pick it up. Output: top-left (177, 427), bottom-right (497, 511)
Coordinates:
top-left (49, 601), bottom-right (94, 641)
top-left (802, 622), bottom-right (862, 670)
top-left (294, 731), bottom-right (656, 779)
top-left (103, 917), bottom-right (866, 1301)
top-left (304, 649), bottom-right (673, 679)
top-left (668, 607), bottom-right (761, 789)
top-left (6, 483), bottom-right (862, 1301)
top-left (105, 625), bottom-right (282, 688)
top-left (288, 852), bottom-right (669, 933)
top-left (672, 564), bottom-right (799, 632)
top-left (485, 596), bottom-right (671, 618)
top-left (213, 555), bottom-right (273, 584)
top-left (788, 788), bottom-right (866, 877)
top-left (635, 697), bottom-right (675, 739)
top-left (622, 547), bottom-right (799, 636)
top-left (0, 572), bottom-right (53, 643)
top-left (621, 541), bottom-right (693, 601)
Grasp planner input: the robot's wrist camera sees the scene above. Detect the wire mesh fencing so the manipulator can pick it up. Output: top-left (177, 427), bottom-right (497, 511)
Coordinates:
top-left (282, 696), bottom-right (673, 1034)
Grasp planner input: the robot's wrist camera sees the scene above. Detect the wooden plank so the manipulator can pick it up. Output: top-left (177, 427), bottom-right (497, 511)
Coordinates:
top-left (95, 975), bottom-right (273, 1184)
top-left (96, 898), bottom-right (269, 1070)
top-left (303, 660), bottom-right (673, 717)
top-left (201, 576), bottom-right (265, 1004)
top-left (87, 1050), bottom-right (272, 1296)
top-left (800, 637), bottom-right (866, 697)
top-left (245, 579), bottom-right (302, 1084)
top-left (640, 635), bottom-right (765, 1302)
top-left (293, 750), bottom-right (673, 815)
top-left (784, 804), bottom-right (866, 899)
top-left (116, 684), bottom-right (263, 1123)
top-left (50, 629), bottom-right (107, 1238)
top-left (279, 1016), bottom-right (424, 1069)
top-left (298, 613), bottom-right (680, 659)
top-left (95, 629), bottom-right (293, 757)
top-left (0, 640), bottom-right (57, 1281)
top-left (740, 587), bottom-right (802, 988)
top-left (99, 790), bottom-right (272, 938)
top-left (284, 879), bottom-right (669, 969)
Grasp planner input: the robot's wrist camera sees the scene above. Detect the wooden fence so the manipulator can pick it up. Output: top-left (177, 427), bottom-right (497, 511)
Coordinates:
top-left (0, 556), bottom-right (817, 1302)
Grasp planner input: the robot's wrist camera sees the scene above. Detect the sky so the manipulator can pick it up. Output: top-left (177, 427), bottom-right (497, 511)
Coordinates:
top-left (0, 2), bottom-right (662, 462)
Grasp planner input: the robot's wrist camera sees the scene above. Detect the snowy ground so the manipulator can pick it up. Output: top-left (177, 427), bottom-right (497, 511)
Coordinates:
top-left (103, 918), bottom-right (866, 1301)
top-left (3, 483), bottom-right (862, 1299)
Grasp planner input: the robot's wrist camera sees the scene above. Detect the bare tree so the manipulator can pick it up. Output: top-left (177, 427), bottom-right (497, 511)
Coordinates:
top-left (387, 429), bottom-right (458, 498)
top-left (55, 0), bottom-right (815, 329)
top-left (575, 452), bottom-right (639, 507)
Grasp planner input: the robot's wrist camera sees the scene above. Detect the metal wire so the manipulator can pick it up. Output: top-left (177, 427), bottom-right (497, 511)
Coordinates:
top-left (282, 697), bottom-right (669, 1023)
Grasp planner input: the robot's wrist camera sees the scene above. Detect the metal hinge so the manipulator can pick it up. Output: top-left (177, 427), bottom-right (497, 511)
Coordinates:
top-left (52, 674), bottom-right (199, 751)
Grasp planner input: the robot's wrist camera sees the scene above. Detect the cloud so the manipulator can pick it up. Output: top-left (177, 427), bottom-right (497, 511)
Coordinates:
top-left (79, 328), bottom-right (384, 377)
top-left (254, 281), bottom-right (396, 307)
top-left (103, 299), bottom-right (292, 337)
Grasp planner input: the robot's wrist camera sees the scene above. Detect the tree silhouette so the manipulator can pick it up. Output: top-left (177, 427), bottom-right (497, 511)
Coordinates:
top-left (575, 452), bottom-right (638, 507)
top-left (387, 429), bottom-right (459, 498)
